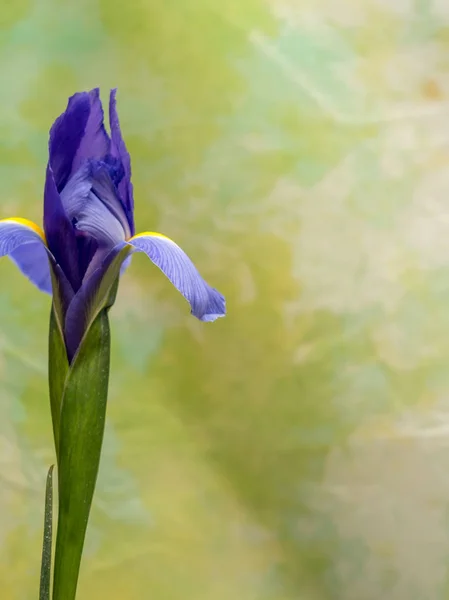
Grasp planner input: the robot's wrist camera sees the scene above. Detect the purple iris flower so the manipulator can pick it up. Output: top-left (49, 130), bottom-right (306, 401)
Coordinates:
top-left (0, 89), bottom-right (225, 360)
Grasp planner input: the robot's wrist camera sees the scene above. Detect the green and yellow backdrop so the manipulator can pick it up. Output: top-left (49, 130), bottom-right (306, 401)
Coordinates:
top-left (2, 1), bottom-right (449, 599)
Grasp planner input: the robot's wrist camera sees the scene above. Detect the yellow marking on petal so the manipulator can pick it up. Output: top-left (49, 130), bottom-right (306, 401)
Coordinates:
top-left (128, 231), bottom-right (172, 242)
top-left (1, 217), bottom-right (47, 243)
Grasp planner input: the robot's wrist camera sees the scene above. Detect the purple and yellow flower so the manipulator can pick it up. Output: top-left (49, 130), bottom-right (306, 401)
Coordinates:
top-left (0, 89), bottom-right (225, 360)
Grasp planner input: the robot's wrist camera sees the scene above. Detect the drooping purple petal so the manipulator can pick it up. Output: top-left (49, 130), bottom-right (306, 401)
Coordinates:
top-left (109, 89), bottom-right (135, 235)
top-left (49, 92), bottom-right (90, 192)
top-left (128, 233), bottom-right (226, 321)
top-left (60, 164), bottom-right (126, 246)
top-left (120, 255), bottom-right (132, 276)
top-left (71, 88), bottom-right (111, 176)
top-left (0, 218), bottom-right (52, 293)
top-left (10, 243), bottom-right (52, 294)
top-left (64, 241), bottom-right (130, 361)
top-left (44, 165), bottom-right (81, 291)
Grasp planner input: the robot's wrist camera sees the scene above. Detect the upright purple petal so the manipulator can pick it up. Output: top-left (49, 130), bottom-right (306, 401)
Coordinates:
top-left (71, 88), bottom-right (111, 176)
top-left (44, 165), bottom-right (81, 291)
top-left (128, 232), bottom-right (226, 321)
top-left (89, 162), bottom-right (132, 239)
top-left (109, 89), bottom-right (135, 235)
top-left (59, 163), bottom-right (127, 246)
top-left (49, 92), bottom-right (90, 192)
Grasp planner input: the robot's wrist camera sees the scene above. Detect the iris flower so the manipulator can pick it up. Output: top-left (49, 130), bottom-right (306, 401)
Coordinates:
top-left (1, 89), bottom-right (226, 600)
top-left (0, 88), bottom-right (225, 362)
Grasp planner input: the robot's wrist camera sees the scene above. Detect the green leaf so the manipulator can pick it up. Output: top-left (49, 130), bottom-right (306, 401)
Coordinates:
top-left (48, 306), bottom-right (69, 461)
top-left (39, 465), bottom-right (54, 600)
top-left (52, 307), bottom-right (111, 600)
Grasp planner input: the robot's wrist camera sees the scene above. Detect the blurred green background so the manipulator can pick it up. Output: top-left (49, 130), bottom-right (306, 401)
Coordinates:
top-left (2, 1), bottom-right (449, 598)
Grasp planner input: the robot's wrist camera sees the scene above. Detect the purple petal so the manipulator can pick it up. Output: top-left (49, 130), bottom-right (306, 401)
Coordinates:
top-left (64, 242), bottom-right (130, 361)
top-left (71, 88), bottom-right (111, 176)
top-left (10, 244), bottom-right (52, 294)
top-left (44, 165), bottom-right (81, 291)
top-left (129, 233), bottom-right (226, 321)
top-left (109, 89), bottom-right (135, 235)
top-left (49, 92), bottom-right (90, 192)
top-left (89, 162), bottom-right (132, 239)
top-left (0, 219), bottom-right (52, 293)
top-left (60, 164), bottom-right (127, 246)
top-left (75, 230), bottom-right (99, 281)
top-left (120, 255), bottom-right (132, 276)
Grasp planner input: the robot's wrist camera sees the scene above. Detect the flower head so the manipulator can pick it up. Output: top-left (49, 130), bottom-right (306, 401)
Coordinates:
top-left (0, 89), bottom-right (225, 360)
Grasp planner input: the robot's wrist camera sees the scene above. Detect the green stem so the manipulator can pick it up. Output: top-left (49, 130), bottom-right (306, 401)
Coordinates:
top-left (51, 309), bottom-right (111, 600)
